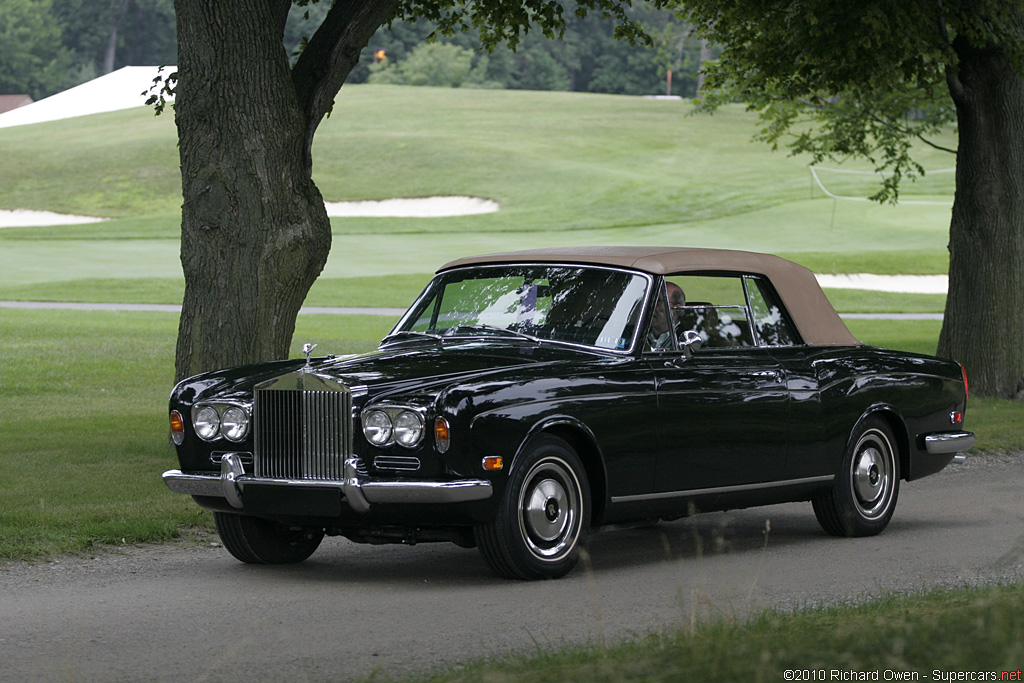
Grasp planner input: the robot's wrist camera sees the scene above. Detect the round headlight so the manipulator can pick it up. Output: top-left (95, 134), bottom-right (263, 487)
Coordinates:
top-left (393, 410), bottom-right (425, 448)
top-left (193, 405), bottom-right (221, 441)
top-left (221, 406), bottom-right (250, 443)
top-left (363, 410), bottom-right (393, 446)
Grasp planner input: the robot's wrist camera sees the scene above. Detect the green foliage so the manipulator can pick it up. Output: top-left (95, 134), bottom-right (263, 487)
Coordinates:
top-left (369, 43), bottom-right (484, 87)
top-left (681, 0), bottom-right (1024, 202)
top-left (335, 3), bottom-right (704, 96)
top-left (0, 0), bottom-right (72, 99)
top-left (0, 0), bottom-right (175, 100)
top-left (51, 0), bottom-right (176, 77)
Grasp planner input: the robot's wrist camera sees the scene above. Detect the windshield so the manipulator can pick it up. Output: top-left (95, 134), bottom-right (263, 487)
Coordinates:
top-left (388, 265), bottom-right (650, 351)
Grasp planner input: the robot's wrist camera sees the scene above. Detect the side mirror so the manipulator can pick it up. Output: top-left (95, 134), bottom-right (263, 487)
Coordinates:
top-left (681, 329), bottom-right (702, 358)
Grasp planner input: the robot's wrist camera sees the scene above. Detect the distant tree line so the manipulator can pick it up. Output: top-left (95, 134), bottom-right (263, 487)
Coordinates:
top-left (286, 2), bottom-right (716, 97)
top-left (1, 0), bottom-right (711, 100)
top-left (0, 0), bottom-right (175, 100)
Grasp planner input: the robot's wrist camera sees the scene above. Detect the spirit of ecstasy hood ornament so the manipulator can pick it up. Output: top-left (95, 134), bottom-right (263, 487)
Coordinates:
top-left (302, 343), bottom-right (317, 368)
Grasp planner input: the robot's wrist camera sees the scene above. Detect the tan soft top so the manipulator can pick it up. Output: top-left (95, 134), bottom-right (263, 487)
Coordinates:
top-left (439, 246), bottom-right (860, 347)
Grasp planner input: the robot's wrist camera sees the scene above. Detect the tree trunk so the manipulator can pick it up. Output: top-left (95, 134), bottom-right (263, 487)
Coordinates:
top-left (172, 0), bottom-right (331, 382)
top-left (697, 37), bottom-right (713, 96)
top-left (103, 0), bottom-right (129, 74)
top-left (937, 38), bottom-right (1024, 398)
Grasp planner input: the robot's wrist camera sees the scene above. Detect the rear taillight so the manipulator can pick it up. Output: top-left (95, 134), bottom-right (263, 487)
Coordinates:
top-left (959, 362), bottom-right (969, 401)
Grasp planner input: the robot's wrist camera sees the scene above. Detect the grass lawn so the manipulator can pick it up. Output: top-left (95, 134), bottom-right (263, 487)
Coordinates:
top-left (412, 582), bottom-right (1024, 683)
top-left (0, 308), bottom-right (393, 562)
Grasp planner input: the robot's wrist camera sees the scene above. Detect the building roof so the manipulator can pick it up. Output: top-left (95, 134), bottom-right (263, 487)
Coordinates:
top-left (439, 246), bottom-right (860, 347)
top-left (0, 95), bottom-right (33, 115)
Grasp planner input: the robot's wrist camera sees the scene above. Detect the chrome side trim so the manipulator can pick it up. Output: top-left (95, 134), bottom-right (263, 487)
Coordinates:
top-left (924, 431), bottom-right (975, 455)
top-left (610, 475), bottom-right (834, 504)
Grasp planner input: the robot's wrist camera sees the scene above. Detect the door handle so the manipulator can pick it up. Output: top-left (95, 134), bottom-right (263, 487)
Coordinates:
top-left (753, 369), bottom-right (782, 381)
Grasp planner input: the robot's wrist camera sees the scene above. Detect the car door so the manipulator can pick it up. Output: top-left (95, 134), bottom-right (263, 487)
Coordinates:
top-left (649, 274), bottom-right (791, 495)
top-left (652, 347), bottom-right (789, 493)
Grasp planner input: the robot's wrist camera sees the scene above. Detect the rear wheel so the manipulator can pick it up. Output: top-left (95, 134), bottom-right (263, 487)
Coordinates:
top-left (475, 435), bottom-right (591, 580)
top-left (214, 512), bottom-right (324, 564)
top-left (813, 417), bottom-right (900, 537)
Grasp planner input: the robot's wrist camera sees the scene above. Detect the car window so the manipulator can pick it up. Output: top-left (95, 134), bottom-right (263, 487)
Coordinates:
top-left (665, 274), bottom-right (755, 349)
top-left (744, 276), bottom-right (799, 346)
top-left (398, 266), bottom-right (649, 351)
top-left (644, 281), bottom-right (679, 352)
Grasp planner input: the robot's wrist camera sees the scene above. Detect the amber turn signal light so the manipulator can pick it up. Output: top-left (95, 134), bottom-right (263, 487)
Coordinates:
top-left (482, 456), bottom-right (503, 471)
top-left (434, 416), bottom-right (451, 453)
top-left (170, 410), bottom-right (185, 445)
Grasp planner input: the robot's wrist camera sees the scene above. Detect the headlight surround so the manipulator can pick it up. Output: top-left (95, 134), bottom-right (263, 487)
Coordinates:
top-left (220, 406), bottom-right (250, 443)
top-left (193, 405), bottom-right (221, 441)
top-left (361, 406), bottom-right (426, 449)
top-left (192, 402), bottom-right (251, 443)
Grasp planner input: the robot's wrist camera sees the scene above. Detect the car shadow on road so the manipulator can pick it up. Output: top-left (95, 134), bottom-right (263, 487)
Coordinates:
top-left (208, 495), bottom-right (987, 587)
top-left (215, 500), bottom-right (929, 586)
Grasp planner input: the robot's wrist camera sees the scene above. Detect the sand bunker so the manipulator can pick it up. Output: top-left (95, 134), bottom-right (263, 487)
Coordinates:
top-left (0, 209), bottom-right (108, 227)
top-left (815, 273), bottom-right (948, 294)
top-left (0, 196), bottom-right (500, 229)
top-left (324, 196), bottom-right (500, 218)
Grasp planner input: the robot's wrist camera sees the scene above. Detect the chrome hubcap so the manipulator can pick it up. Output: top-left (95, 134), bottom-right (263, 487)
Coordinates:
top-left (525, 479), bottom-right (568, 543)
top-left (518, 458), bottom-right (581, 560)
top-left (851, 431), bottom-right (893, 519)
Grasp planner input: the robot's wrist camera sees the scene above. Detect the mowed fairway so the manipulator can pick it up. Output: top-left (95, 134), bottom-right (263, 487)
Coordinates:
top-left (0, 85), bottom-right (957, 302)
top-left (0, 85), bottom-right (970, 562)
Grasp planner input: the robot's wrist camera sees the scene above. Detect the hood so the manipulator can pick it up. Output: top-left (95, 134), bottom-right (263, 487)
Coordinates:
top-left (171, 341), bottom-right (606, 406)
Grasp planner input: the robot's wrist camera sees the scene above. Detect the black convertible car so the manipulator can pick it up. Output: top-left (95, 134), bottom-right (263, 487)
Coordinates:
top-left (163, 247), bottom-right (974, 579)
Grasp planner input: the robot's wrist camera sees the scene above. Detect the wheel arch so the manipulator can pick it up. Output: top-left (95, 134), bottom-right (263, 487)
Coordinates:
top-left (859, 405), bottom-right (910, 481)
top-left (516, 417), bottom-right (608, 528)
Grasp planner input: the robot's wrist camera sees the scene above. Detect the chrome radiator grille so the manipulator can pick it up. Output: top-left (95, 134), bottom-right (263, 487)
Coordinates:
top-left (253, 387), bottom-right (352, 481)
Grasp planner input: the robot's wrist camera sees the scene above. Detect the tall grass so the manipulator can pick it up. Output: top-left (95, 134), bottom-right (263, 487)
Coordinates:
top-left (413, 583), bottom-right (1024, 683)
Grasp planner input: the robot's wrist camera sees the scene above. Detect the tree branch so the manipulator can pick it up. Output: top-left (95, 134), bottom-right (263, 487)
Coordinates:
top-left (291, 0), bottom-right (401, 175)
top-left (866, 113), bottom-right (957, 154)
top-left (935, 0), bottom-right (968, 104)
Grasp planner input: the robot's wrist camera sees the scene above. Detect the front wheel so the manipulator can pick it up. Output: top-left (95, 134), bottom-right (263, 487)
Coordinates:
top-left (813, 417), bottom-right (900, 537)
top-left (474, 435), bottom-right (591, 580)
top-left (214, 512), bottom-right (324, 564)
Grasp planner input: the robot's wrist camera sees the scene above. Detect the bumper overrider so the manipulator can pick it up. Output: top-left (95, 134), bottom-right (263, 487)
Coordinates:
top-left (162, 453), bottom-right (493, 514)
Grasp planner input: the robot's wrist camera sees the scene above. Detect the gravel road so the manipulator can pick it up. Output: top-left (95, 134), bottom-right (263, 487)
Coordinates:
top-left (2, 453), bottom-right (1021, 682)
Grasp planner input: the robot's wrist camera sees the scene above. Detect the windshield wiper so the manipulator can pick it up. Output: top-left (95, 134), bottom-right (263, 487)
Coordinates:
top-left (443, 324), bottom-right (542, 343)
top-left (380, 330), bottom-right (443, 345)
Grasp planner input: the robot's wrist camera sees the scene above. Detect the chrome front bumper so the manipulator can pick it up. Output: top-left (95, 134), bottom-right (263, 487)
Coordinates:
top-left (162, 453), bottom-right (493, 514)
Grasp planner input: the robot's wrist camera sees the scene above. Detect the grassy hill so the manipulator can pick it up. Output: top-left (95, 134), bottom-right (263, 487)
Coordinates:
top-left (0, 85), bottom-right (956, 304)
